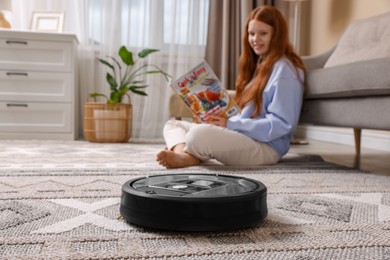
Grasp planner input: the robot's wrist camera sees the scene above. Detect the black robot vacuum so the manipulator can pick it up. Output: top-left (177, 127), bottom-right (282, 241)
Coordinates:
top-left (120, 173), bottom-right (267, 231)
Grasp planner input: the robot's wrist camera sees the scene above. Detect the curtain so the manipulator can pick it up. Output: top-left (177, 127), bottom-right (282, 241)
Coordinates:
top-left (10, 0), bottom-right (209, 141)
top-left (205, 0), bottom-right (292, 90)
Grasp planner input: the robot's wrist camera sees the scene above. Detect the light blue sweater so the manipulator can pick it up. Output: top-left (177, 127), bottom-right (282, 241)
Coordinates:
top-left (226, 57), bottom-right (304, 157)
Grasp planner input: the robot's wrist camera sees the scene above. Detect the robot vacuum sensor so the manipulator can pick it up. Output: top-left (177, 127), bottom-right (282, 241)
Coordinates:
top-left (120, 173), bottom-right (267, 231)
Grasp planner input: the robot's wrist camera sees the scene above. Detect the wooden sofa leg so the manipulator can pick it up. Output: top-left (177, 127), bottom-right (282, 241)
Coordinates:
top-left (353, 128), bottom-right (361, 155)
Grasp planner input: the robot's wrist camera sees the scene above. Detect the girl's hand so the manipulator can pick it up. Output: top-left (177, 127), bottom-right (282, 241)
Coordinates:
top-left (192, 114), bottom-right (202, 124)
top-left (204, 114), bottom-right (227, 128)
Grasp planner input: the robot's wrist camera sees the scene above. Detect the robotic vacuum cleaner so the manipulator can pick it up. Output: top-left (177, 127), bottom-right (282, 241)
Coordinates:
top-left (120, 173), bottom-right (267, 231)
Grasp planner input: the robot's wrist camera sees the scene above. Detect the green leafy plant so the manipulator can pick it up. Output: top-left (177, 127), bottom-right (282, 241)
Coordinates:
top-left (90, 46), bottom-right (170, 104)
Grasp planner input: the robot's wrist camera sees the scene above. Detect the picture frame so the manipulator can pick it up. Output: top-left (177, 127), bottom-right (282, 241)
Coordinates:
top-left (31, 11), bottom-right (65, 33)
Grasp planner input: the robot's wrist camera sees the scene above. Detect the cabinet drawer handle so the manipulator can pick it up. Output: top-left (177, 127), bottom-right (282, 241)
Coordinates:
top-left (6, 72), bottom-right (28, 77)
top-left (6, 40), bottom-right (28, 45)
top-left (6, 103), bottom-right (28, 108)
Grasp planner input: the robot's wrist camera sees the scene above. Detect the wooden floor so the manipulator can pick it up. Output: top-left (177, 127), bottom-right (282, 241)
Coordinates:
top-left (289, 139), bottom-right (390, 176)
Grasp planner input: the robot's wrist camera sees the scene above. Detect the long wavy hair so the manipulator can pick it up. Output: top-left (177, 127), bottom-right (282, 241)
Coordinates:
top-left (235, 5), bottom-right (306, 118)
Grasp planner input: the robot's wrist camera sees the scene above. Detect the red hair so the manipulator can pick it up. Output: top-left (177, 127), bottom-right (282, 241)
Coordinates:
top-left (235, 5), bottom-right (306, 117)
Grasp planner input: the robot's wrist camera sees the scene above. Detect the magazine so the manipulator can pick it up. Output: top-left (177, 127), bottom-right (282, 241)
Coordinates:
top-left (170, 61), bottom-right (240, 122)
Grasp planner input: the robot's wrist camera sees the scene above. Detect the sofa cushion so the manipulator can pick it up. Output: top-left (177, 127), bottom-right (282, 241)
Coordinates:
top-left (325, 11), bottom-right (390, 68)
top-left (305, 57), bottom-right (390, 99)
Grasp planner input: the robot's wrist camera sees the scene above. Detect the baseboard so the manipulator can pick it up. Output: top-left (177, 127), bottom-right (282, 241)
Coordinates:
top-left (295, 125), bottom-right (390, 152)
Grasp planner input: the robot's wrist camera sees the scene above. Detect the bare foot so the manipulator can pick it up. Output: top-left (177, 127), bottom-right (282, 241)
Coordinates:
top-left (156, 150), bottom-right (200, 169)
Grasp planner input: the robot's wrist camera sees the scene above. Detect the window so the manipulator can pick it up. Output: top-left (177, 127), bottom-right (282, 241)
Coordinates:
top-left (88, 0), bottom-right (209, 50)
top-left (163, 0), bottom-right (209, 46)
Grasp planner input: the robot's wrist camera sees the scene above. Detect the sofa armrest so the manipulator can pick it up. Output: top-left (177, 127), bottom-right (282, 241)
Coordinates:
top-left (301, 45), bottom-right (337, 71)
top-left (305, 57), bottom-right (390, 99)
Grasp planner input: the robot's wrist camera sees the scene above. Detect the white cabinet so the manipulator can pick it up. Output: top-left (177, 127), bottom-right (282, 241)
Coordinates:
top-left (0, 30), bottom-right (79, 140)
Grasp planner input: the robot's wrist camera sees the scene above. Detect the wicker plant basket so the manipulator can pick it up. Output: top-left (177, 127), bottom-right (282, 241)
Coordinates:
top-left (84, 102), bottom-right (132, 143)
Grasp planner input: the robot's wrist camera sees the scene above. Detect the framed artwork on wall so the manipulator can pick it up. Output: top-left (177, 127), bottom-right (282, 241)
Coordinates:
top-left (31, 11), bottom-right (65, 33)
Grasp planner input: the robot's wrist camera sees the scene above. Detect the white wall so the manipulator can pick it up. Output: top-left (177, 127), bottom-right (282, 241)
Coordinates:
top-left (306, 0), bottom-right (390, 55)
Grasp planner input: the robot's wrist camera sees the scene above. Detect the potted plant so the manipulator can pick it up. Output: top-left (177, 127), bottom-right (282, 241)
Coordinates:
top-left (84, 45), bottom-right (170, 143)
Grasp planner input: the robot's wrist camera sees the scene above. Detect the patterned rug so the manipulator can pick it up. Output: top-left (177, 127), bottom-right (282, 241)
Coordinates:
top-left (0, 140), bottom-right (389, 259)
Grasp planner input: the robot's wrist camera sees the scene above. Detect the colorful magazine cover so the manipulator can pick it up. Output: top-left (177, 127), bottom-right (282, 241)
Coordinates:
top-left (170, 61), bottom-right (240, 122)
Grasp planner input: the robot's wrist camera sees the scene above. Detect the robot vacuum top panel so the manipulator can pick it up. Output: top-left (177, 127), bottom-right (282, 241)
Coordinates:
top-left (130, 173), bottom-right (264, 198)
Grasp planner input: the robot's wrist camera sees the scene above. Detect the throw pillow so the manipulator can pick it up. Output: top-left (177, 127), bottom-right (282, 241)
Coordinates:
top-left (324, 11), bottom-right (390, 67)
